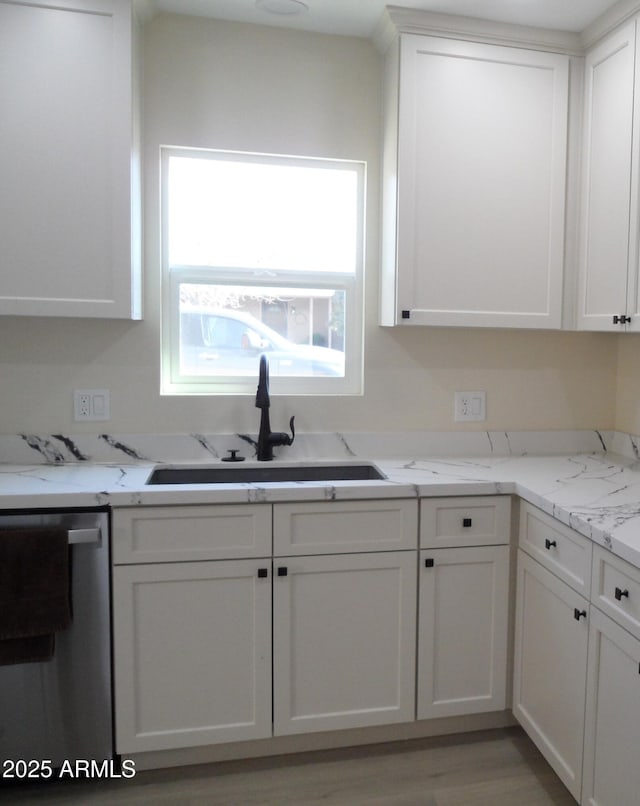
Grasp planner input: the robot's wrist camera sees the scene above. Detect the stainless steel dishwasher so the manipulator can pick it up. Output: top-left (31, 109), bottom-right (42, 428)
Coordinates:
top-left (0, 508), bottom-right (113, 769)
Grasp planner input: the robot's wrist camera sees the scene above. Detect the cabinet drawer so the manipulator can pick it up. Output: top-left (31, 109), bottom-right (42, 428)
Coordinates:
top-left (112, 505), bottom-right (271, 564)
top-left (420, 496), bottom-right (511, 548)
top-left (273, 499), bottom-right (417, 555)
top-left (519, 503), bottom-right (592, 596)
top-left (591, 546), bottom-right (640, 641)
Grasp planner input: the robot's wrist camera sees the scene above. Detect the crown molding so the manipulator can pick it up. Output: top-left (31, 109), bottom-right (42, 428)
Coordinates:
top-left (373, 6), bottom-right (582, 55)
top-left (580, 0), bottom-right (640, 48)
top-left (374, 2), bottom-right (640, 56)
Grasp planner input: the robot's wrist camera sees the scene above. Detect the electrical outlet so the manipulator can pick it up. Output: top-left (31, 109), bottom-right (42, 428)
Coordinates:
top-left (73, 389), bottom-right (110, 422)
top-left (454, 391), bottom-right (486, 422)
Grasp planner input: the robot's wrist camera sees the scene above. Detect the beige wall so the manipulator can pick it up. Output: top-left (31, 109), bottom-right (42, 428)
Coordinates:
top-left (615, 335), bottom-right (640, 434)
top-left (0, 14), bottom-right (619, 434)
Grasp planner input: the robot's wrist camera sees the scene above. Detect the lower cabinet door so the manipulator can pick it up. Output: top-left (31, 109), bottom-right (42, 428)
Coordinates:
top-left (582, 608), bottom-right (640, 806)
top-left (112, 559), bottom-right (272, 753)
top-left (417, 545), bottom-right (509, 719)
top-left (272, 551), bottom-right (417, 735)
top-left (513, 550), bottom-right (589, 802)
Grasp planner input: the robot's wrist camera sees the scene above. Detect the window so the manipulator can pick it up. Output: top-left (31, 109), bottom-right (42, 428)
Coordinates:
top-left (161, 148), bottom-right (365, 395)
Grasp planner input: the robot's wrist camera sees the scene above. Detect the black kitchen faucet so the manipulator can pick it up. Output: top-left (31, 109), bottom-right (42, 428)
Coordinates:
top-left (255, 354), bottom-right (295, 461)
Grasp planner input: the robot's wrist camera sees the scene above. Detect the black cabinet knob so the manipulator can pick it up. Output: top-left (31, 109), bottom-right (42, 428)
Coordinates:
top-left (545, 539), bottom-right (557, 550)
top-left (277, 566), bottom-right (288, 577)
top-left (574, 608), bottom-right (587, 621)
top-left (424, 558), bottom-right (434, 568)
top-left (257, 567), bottom-right (268, 578)
top-left (615, 587), bottom-right (629, 601)
top-left (462, 517), bottom-right (472, 528)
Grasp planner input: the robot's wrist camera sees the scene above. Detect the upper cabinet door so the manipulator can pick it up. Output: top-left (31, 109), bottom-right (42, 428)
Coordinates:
top-left (578, 21), bottom-right (640, 332)
top-left (0, 0), bottom-right (141, 319)
top-left (382, 34), bottom-right (569, 328)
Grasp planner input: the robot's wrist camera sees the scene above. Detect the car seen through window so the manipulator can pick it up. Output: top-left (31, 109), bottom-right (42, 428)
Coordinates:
top-left (180, 307), bottom-right (345, 378)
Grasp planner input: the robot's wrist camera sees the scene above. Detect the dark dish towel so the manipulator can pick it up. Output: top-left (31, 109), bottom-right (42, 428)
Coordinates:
top-left (0, 528), bottom-right (71, 665)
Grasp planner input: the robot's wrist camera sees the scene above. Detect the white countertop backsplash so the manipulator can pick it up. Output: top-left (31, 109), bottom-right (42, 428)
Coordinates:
top-left (4, 428), bottom-right (640, 571)
top-left (1, 429), bottom-right (615, 465)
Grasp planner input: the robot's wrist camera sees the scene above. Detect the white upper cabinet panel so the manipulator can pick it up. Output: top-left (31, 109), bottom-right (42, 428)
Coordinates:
top-left (0, 0), bottom-right (141, 319)
top-left (578, 20), bottom-right (640, 332)
top-left (382, 34), bottom-right (569, 328)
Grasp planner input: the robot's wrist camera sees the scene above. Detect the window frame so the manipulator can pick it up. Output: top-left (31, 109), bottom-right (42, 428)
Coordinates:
top-left (160, 146), bottom-right (365, 396)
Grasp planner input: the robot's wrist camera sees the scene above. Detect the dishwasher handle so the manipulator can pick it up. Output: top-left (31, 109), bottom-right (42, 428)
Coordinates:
top-left (68, 528), bottom-right (101, 545)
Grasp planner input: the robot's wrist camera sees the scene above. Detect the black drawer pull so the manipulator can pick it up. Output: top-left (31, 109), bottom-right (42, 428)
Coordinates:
top-left (277, 566), bottom-right (288, 577)
top-left (424, 558), bottom-right (434, 568)
top-left (615, 587), bottom-right (629, 601)
top-left (257, 567), bottom-right (268, 578)
top-left (462, 517), bottom-right (472, 528)
top-left (545, 539), bottom-right (557, 550)
top-left (574, 608), bottom-right (587, 621)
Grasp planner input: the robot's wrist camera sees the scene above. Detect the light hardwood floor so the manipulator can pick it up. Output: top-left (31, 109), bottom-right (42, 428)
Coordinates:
top-left (2, 727), bottom-right (576, 805)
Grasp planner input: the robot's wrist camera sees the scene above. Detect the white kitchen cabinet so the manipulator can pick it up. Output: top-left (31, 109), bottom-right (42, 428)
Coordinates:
top-left (0, 0), bottom-right (141, 319)
top-left (417, 495), bottom-right (511, 719)
top-left (112, 499), bottom-right (418, 753)
top-left (381, 32), bottom-right (569, 328)
top-left (578, 20), bottom-right (640, 332)
top-left (112, 558), bottom-right (272, 753)
top-left (272, 499), bottom-right (417, 735)
top-left (272, 550), bottom-right (416, 735)
top-left (581, 545), bottom-right (640, 804)
top-left (513, 549), bottom-right (589, 802)
top-left (417, 545), bottom-right (510, 719)
top-left (112, 504), bottom-right (273, 754)
top-left (581, 607), bottom-right (640, 806)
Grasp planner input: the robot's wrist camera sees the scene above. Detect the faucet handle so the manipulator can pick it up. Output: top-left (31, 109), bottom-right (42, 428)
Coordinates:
top-left (269, 416), bottom-right (295, 449)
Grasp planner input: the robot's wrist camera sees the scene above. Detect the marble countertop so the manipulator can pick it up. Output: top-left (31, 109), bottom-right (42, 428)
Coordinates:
top-left (3, 429), bottom-right (640, 571)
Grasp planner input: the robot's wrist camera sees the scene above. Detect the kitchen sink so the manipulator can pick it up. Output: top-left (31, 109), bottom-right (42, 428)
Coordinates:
top-left (146, 463), bottom-right (386, 485)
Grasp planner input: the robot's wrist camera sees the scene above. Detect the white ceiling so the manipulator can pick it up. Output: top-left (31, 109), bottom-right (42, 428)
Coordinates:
top-left (149, 0), bottom-right (623, 38)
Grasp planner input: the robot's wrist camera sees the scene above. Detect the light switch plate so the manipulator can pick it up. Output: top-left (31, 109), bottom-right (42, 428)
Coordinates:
top-left (454, 391), bottom-right (486, 422)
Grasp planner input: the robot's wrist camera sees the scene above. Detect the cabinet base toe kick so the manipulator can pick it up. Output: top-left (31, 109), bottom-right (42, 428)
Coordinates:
top-left (118, 712), bottom-right (516, 772)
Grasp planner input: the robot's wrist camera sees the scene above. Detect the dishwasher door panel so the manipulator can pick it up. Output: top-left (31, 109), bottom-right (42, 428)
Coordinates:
top-left (0, 511), bottom-right (112, 767)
